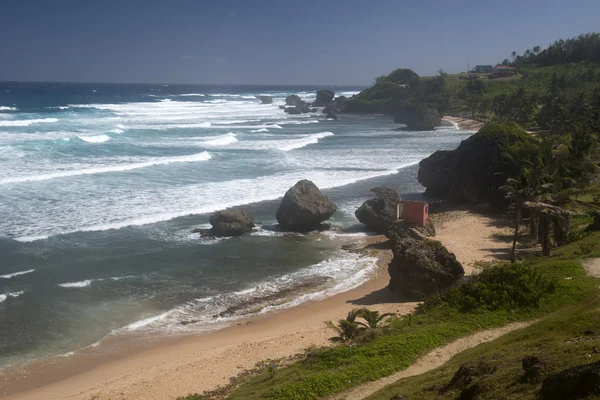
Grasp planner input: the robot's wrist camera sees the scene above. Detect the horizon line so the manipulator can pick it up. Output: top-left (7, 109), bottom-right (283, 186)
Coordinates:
top-left (0, 80), bottom-right (370, 88)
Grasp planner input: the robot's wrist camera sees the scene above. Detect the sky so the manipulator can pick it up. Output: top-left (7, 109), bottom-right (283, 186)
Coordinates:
top-left (1, 0), bottom-right (599, 85)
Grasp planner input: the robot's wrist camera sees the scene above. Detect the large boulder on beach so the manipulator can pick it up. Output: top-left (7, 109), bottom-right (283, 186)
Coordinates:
top-left (259, 96), bottom-right (273, 104)
top-left (314, 90), bottom-right (335, 107)
top-left (276, 180), bottom-right (337, 232)
top-left (206, 210), bottom-right (255, 237)
top-left (393, 103), bottom-right (441, 130)
top-left (386, 223), bottom-right (464, 299)
top-left (355, 187), bottom-right (401, 232)
top-left (418, 122), bottom-right (539, 207)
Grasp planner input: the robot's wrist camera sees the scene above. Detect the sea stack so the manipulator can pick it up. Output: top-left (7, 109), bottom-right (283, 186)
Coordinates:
top-left (276, 180), bottom-right (337, 232)
top-left (355, 187), bottom-right (401, 232)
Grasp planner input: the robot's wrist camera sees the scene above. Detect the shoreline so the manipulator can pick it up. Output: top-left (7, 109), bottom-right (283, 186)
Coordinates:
top-left (443, 115), bottom-right (485, 131)
top-left (1, 235), bottom-right (412, 400)
top-left (1, 208), bottom-right (513, 400)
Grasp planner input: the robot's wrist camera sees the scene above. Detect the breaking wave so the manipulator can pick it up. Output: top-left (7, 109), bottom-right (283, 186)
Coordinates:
top-left (0, 152), bottom-right (212, 185)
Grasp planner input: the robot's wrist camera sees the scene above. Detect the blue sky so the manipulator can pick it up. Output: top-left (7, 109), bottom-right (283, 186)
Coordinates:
top-left (1, 0), bottom-right (599, 85)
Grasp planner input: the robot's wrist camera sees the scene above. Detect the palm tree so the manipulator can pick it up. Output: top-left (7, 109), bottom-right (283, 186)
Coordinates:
top-left (326, 309), bottom-right (365, 344)
top-left (511, 51), bottom-right (518, 62)
top-left (501, 177), bottom-right (535, 263)
top-left (357, 309), bottom-right (396, 330)
top-left (533, 46), bottom-right (541, 55)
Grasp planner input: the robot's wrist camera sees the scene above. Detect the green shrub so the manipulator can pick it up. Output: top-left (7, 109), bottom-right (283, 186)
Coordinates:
top-left (419, 263), bottom-right (557, 313)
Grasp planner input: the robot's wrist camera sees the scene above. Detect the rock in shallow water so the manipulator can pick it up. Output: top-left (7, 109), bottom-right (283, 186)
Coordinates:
top-left (194, 210), bottom-right (255, 237)
top-left (355, 187), bottom-right (401, 232)
top-left (276, 180), bottom-right (337, 232)
top-left (314, 89), bottom-right (335, 107)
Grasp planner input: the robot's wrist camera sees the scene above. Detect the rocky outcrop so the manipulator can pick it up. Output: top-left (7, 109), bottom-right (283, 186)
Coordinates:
top-left (355, 187), bottom-right (401, 232)
top-left (418, 122), bottom-right (539, 207)
top-left (259, 96), bottom-right (273, 104)
top-left (276, 180), bottom-right (337, 232)
top-left (285, 94), bottom-right (303, 106)
top-left (393, 103), bottom-right (441, 130)
top-left (284, 94), bottom-right (311, 114)
top-left (540, 360), bottom-right (600, 400)
top-left (386, 223), bottom-right (464, 298)
top-left (314, 90), bottom-right (335, 107)
top-left (441, 360), bottom-right (495, 396)
top-left (323, 96), bottom-right (348, 114)
top-left (194, 210), bottom-right (255, 237)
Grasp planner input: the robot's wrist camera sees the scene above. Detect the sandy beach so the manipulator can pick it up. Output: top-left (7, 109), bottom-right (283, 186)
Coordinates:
top-left (1, 210), bottom-right (512, 400)
top-left (443, 115), bottom-right (486, 131)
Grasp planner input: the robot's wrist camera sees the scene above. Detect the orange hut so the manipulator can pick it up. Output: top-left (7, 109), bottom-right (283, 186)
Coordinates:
top-left (396, 200), bottom-right (429, 226)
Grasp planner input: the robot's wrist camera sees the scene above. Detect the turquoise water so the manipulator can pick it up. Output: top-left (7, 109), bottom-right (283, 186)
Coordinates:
top-left (0, 83), bottom-right (473, 367)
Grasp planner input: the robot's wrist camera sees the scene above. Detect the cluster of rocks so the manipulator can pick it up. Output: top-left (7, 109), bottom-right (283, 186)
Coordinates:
top-left (194, 179), bottom-right (337, 237)
top-left (195, 183), bottom-right (463, 300)
top-left (257, 89), bottom-right (346, 120)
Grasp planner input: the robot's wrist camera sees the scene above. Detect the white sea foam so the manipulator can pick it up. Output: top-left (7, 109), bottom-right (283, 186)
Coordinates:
top-left (226, 132), bottom-right (334, 151)
top-left (177, 93), bottom-right (205, 97)
top-left (0, 152), bottom-right (212, 185)
top-left (199, 133), bottom-right (238, 146)
top-left (0, 291), bottom-right (25, 303)
top-left (0, 269), bottom-right (35, 279)
top-left (0, 118), bottom-right (58, 127)
top-left (78, 134), bottom-right (111, 143)
top-left (0, 106), bottom-right (17, 111)
top-left (250, 128), bottom-right (269, 133)
top-left (58, 280), bottom-right (92, 288)
top-left (12, 165), bottom-right (404, 242)
top-left (277, 131), bottom-right (333, 151)
top-left (112, 251), bottom-right (377, 334)
top-left (280, 120), bottom-right (320, 125)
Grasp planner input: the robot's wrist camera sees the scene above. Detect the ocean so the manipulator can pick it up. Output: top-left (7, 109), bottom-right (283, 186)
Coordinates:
top-left (0, 82), bottom-right (473, 368)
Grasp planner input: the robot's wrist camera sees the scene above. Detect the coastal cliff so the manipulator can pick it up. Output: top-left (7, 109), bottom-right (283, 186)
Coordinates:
top-left (418, 121), bottom-right (539, 206)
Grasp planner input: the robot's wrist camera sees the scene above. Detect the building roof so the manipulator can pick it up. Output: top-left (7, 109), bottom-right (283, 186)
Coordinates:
top-left (495, 65), bottom-right (515, 69)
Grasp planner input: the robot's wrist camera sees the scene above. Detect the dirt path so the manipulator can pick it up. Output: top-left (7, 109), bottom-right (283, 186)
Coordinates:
top-left (583, 258), bottom-right (600, 278)
top-left (330, 322), bottom-right (531, 400)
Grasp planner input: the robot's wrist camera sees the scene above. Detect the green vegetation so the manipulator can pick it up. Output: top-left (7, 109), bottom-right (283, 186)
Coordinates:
top-left (326, 308), bottom-right (396, 345)
top-left (224, 231), bottom-right (599, 400)
top-left (347, 32), bottom-right (600, 133)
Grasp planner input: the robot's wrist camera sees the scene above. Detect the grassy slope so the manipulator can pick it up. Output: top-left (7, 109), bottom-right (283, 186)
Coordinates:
top-left (225, 224), bottom-right (600, 400)
top-left (365, 230), bottom-right (600, 400)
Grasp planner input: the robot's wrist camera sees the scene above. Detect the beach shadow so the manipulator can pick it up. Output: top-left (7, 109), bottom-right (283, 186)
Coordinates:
top-left (347, 287), bottom-right (413, 306)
